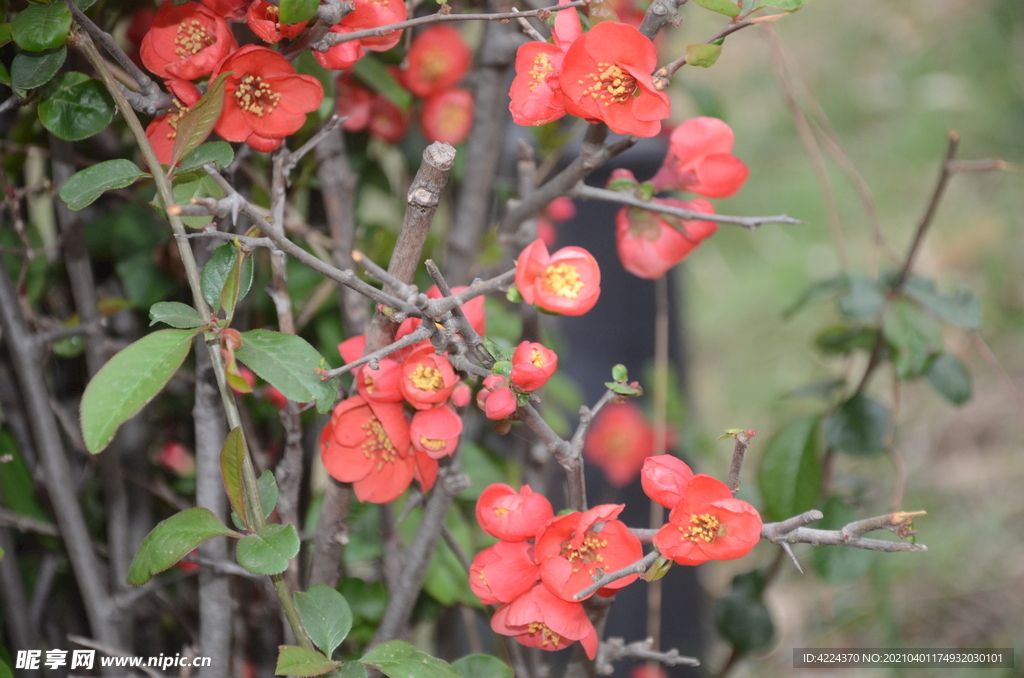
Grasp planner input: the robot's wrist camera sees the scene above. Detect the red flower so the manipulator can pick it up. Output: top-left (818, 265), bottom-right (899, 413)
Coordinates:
top-left (515, 238), bottom-right (601, 316)
top-left (475, 483), bottom-right (553, 542)
top-left (651, 117), bottom-right (748, 197)
top-left (535, 504), bottom-right (642, 601)
top-left (469, 540), bottom-right (540, 605)
top-left (145, 79), bottom-right (202, 165)
top-left (158, 441), bottom-right (196, 477)
top-left (584, 401), bottom-right (656, 487)
top-left (339, 334), bottom-right (366, 363)
top-left (343, 0), bottom-right (406, 51)
top-left (508, 0), bottom-right (581, 127)
top-left (247, 0), bottom-right (307, 43)
top-left (140, 2), bottom-right (237, 81)
top-left (615, 198), bottom-right (717, 279)
top-left (545, 196), bottom-right (576, 223)
top-left (264, 385), bottom-right (289, 410)
top-left (399, 285), bottom-right (487, 341)
top-left (402, 26), bottom-right (471, 98)
top-left (510, 341), bottom-right (558, 392)
top-left (451, 382), bottom-right (471, 408)
top-left (368, 94), bottom-right (411, 143)
top-left (484, 386), bottom-right (518, 421)
top-left (320, 395), bottom-right (415, 503)
top-left (652, 475), bottom-right (762, 565)
top-left (410, 405), bottom-right (462, 459)
top-left (491, 584), bottom-right (599, 658)
top-left (336, 72), bottom-right (375, 131)
top-left (214, 45), bottom-right (324, 153)
top-left (640, 454), bottom-right (694, 508)
top-left (414, 449), bottom-right (438, 492)
top-left (355, 358), bottom-right (404, 404)
top-left (560, 22), bottom-right (669, 137)
top-left (314, 24), bottom-right (366, 70)
top-left (200, 0), bottom-right (248, 19)
top-left (421, 88), bottom-right (474, 145)
top-left (399, 344), bottom-right (458, 410)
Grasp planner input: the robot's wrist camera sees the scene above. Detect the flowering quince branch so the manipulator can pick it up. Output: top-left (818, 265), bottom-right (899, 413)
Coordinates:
top-left (572, 182), bottom-right (803, 230)
top-left (313, 0), bottom-right (591, 49)
top-left (573, 550), bottom-right (659, 601)
top-left (424, 260), bottom-right (496, 367)
top-left (652, 19), bottom-right (756, 90)
top-left (595, 637), bottom-right (700, 675)
top-left (280, 115), bottom-right (346, 177)
top-left (281, 0), bottom-right (356, 60)
top-left (725, 429), bottom-right (754, 494)
top-left (511, 8), bottom-right (548, 43)
top-left (761, 509), bottom-right (928, 552)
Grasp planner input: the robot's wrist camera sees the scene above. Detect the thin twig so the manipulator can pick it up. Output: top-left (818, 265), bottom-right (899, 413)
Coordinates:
top-left (726, 431), bottom-right (751, 494)
top-left (321, 326), bottom-right (432, 379)
top-left (653, 20), bottom-right (755, 89)
top-left (595, 637), bottom-right (700, 675)
top-left (574, 550), bottom-right (659, 601)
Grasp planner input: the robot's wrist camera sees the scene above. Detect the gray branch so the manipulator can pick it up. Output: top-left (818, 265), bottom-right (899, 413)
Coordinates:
top-left (595, 637), bottom-right (700, 675)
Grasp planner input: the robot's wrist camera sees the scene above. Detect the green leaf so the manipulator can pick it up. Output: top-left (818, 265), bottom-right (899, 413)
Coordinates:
top-left (360, 641), bottom-right (460, 678)
top-left (81, 328), bottom-right (198, 453)
top-left (236, 523), bottom-right (300, 575)
top-left (783, 274), bottom-right (849, 318)
top-left (505, 285), bottom-right (522, 304)
top-left (126, 508), bottom-right (236, 584)
top-left (751, 0), bottom-right (808, 10)
top-left (275, 646), bottom-right (342, 677)
top-left (692, 0), bottom-right (740, 17)
top-left (219, 247), bottom-right (246, 321)
top-left (452, 656), bottom-right (513, 678)
top-left (605, 381), bottom-right (642, 396)
top-left (0, 24), bottom-right (12, 48)
top-left (904, 277), bottom-right (981, 329)
top-left (713, 571), bottom-right (774, 655)
top-left (882, 297), bottom-right (942, 379)
top-left (814, 325), bottom-right (877, 355)
top-left (927, 352), bottom-right (972, 405)
top-left (236, 330), bottom-right (338, 413)
top-left (279, 0), bottom-right (319, 23)
top-left (338, 663), bottom-right (367, 678)
top-left (685, 43), bottom-right (722, 67)
top-left (351, 57), bottom-right (412, 110)
top-left (0, 657), bottom-right (12, 678)
top-left (0, 428), bottom-right (52, 525)
top-left (10, 45), bottom-right (66, 90)
top-left (178, 141), bottom-right (235, 174)
top-left (0, 61), bottom-right (9, 87)
top-left (295, 585), bottom-right (353, 658)
top-left (201, 242), bottom-right (254, 311)
top-left (812, 497), bottom-right (872, 583)
top-left (171, 72), bottom-right (230, 170)
top-left (164, 171), bottom-right (226, 228)
top-left (837, 274), bottom-right (885, 322)
top-left (758, 416), bottom-right (820, 521)
top-left (60, 159), bottom-right (147, 211)
top-left (39, 72), bottom-right (114, 141)
top-left (230, 470), bottom-right (279, 530)
top-left (783, 378), bottom-right (846, 401)
top-left (482, 336), bottom-right (512, 362)
top-left (823, 393), bottom-right (889, 456)
top-left (11, 3), bottom-right (71, 51)
top-left (149, 301), bottom-right (205, 329)
top-left (611, 364), bottom-right (628, 382)
top-left (220, 427), bottom-right (250, 529)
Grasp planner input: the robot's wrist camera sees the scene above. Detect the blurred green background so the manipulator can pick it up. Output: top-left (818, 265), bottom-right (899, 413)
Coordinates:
top-left (660, 0), bottom-right (1024, 674)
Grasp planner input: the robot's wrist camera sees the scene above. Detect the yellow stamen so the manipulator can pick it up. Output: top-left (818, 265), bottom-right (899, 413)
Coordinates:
top-left (577, 62), bottom-right (639, 107)
top-left (408, 363), bottom-right (445, 391)
top-left (233, 74), bottom-right (282, 117)
top-left (542, 263), bottom-right (584, 299)
top-left (175, 20), bottom-right (215, 58)
top-left (679, 513), bottom-right (721, 543)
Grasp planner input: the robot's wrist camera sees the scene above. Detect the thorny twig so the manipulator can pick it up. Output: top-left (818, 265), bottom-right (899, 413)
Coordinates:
top-left (595, 637), bottom-right (700, 675)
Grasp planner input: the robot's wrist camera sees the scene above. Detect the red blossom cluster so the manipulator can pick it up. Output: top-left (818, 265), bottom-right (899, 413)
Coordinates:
top-left (470, 458), bottom-right (761, 658)
top-left (509, 3), bottom-right (669, 137)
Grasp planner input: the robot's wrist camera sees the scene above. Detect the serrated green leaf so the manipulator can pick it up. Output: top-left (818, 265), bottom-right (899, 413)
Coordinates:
top-left (295, 585), bottom-right (353, 658)
top-left (351, 57), bottom-right (412, 110)
top-left (904, 277), bottom-right (981, 329)
top-left (611, 364), bottom-right (628, 382)
top-left (360, 641), bottom-right (460, 678)
top-left (236, 523), bottom-right (299, 575)
top-left (237, 330), bottom-right (338, 413)
top-left (823, 393), bottom-right (889, 456)
top-left (178, 141), bottom-right (235, 173)
top-left (149, 301), bottom-right (205, 329)
top-left (201, 242), bottom-right (254, 311)
top-left (783, 274), bottom-right (848, 318)
top-left (10, 45), bottom-right (65, 90)
top-left (219, 247), bottom-right (246, 321)
top-left (81, 328), bottom-right (198, 453)
top-left (692, 0), bottom-right (740, 17)
top-left (751, 0), bottom-right (808, 10)
top-left (482, 336), bottom-right (512, 362)
top-left (275, 646), bottom-right (342, 677)
top-left (39, 72), bottom-right (114, 141)
top-left (927, 352), bottom-right (972, 405)
top-left (0, 24), bottom-right (12, 48)
top-left (758, 416), bottom-right (820, 521)
top-left (279, 0), bottom-right (319, 23)
top-left (126, 508), bottom-right (236, 584)
top-left (11, 3), bottom-right (71, 51)
top-left (451, 656), bottom-right (513, 678)
top-left (337, 663), bottom-right (367, 678)
top-left (164, 171), bottom-right (226, 228)
top-left (883, 297), bottom-right (942, 379)
top-left (220, 427), bottom-right (249, 530)
top-left (230, 470), bottom-right (279, 530)
top-left (814, 325), bottom-right (877, 355)
top-left (686, 43), bottom-right (722, 67)
top-left (812, 497), bottom-right (873, 583)
top-left (0, 428), bottom-right (52, 525)
top-left (60, 159), bottom-right (147, 211)
top-left (171, 72), bottom-right (230, 170)
top-left (0, 61), bottom-right (9, 87)
top-left (837, 274), bottom-right (885, 322)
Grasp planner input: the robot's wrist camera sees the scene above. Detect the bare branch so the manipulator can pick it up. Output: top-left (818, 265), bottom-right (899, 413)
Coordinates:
top-left (652, 20), bottom-right (755, 89)
top-left (571, 182), bottom-right (804, 230)
top-left (321, 325), bottom-right (432, 379)
top-left (595, 637), bottom-right (700, 675)
top-left (727, 430), bottom-right (752, 494)
top-left (573, 550), bottom-right (658, 601)
top-left (762, 509), bottom-right (928, 552)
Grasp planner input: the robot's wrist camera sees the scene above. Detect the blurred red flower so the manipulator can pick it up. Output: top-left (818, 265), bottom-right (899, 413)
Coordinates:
top-left (653, 475), bottom-right (762, 565)
top-left (420, 88), bottom-right (474, 145)
top-left (651, 117), bottom-right (749, 198)
top-left (402, 26), bottom-right (471, 97)
top-left (615, 199), bottom-right (717, 279)
top-left (584, 401), bottom-right (657, 487)
top-left (560, 22), bottom-right (669, 137)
